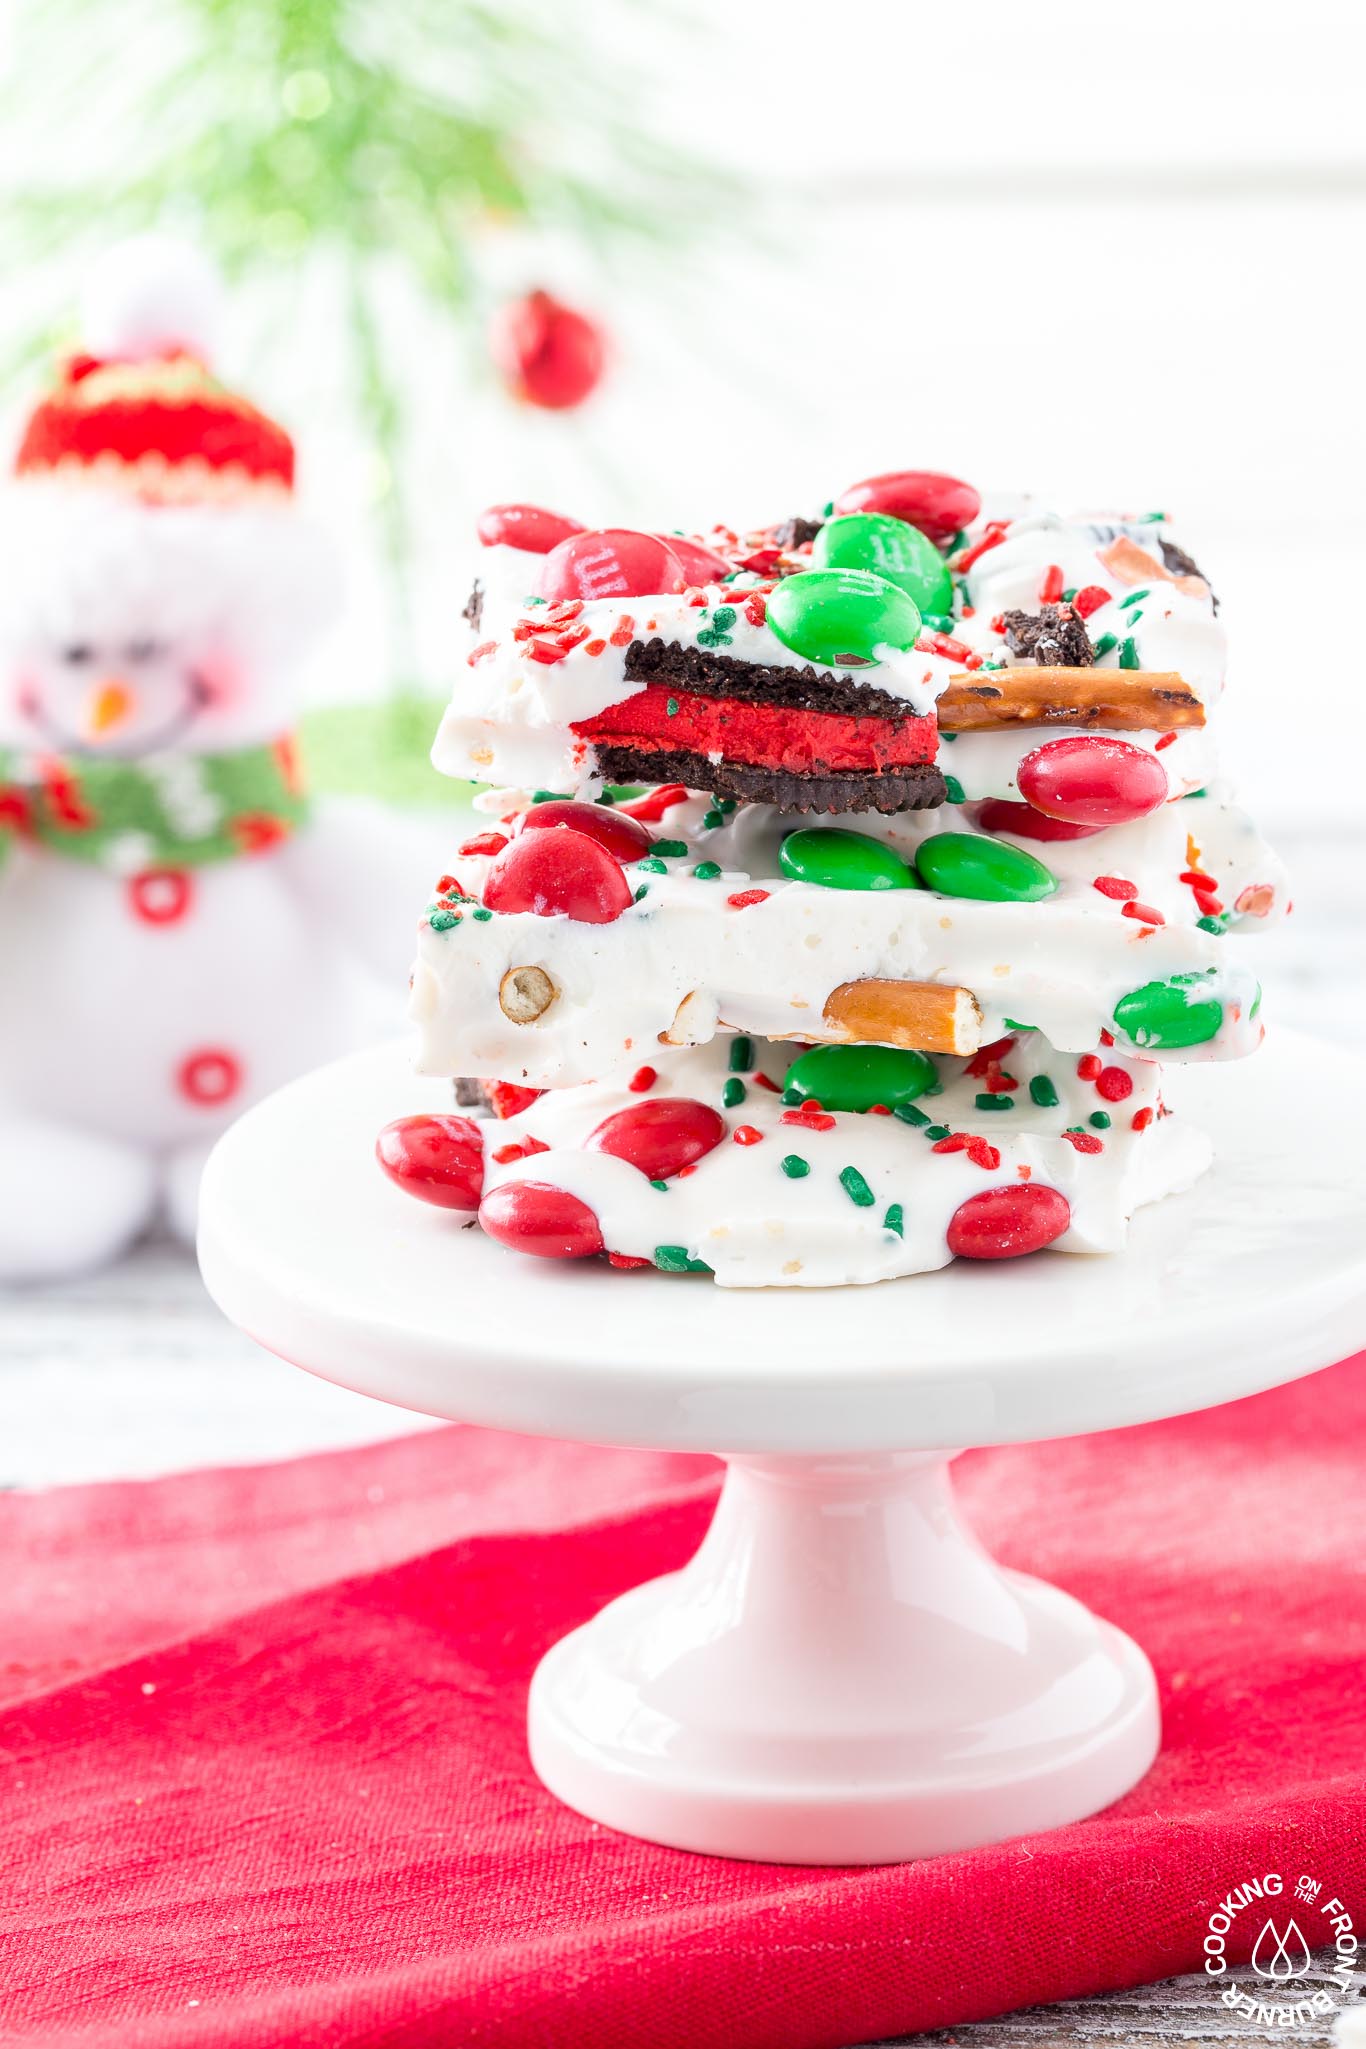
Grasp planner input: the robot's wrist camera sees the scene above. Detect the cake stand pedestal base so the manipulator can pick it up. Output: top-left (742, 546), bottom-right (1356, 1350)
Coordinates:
top-left (530, 1450), bottom-right (1156, 1864)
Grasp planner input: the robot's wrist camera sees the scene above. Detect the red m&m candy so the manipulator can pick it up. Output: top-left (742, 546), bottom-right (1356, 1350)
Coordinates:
top-left (539, 529), bottom-right (687, 605)
top-left (476, 503), bottom-right (585, 554)
top-left (587, 1097), bottom-right (726, 1180)
top-left (946, 1183), bottom-right (1071, 1260)
top-left (376, 1114), bottom-right (484, 1211)
top-left (1017, 737), bottom-right (1168, 828)
top-left (976, 797), bottom-right (1106, 844)
top-left (479, 1181), bottom-right (604, 1259)
top-left (832, 470), bottom-right (981, 544)
top-left (483, 827), bottom-right (633, 923)
top-left (515, 799), bottom-right (653, 863)
top-left (656, 534), bottom-right (731, 584)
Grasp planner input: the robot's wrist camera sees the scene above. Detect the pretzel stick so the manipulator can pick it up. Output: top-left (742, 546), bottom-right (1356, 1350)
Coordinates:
top-left (761, 980), bottom-right (983, 1058)
top-left (937, 669), bottom-right (1204, 733)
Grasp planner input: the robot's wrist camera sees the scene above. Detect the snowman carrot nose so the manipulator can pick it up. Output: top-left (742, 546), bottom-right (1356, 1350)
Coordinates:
top-left (84, 679), bottom-right (136, 738)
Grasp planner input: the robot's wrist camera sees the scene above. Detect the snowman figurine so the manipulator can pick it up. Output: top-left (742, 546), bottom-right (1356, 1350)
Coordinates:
top-left (0, 239), bottom-right (414, 1281)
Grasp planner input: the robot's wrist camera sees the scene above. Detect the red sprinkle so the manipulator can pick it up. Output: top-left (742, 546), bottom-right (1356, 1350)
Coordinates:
top-left (618, 782), bottom-right (688, 823)
top-left (1099, 1029), bottom-right (1115, 1046)
top-left (608, 615), bottom-right (636, 648)
top-left (744, 593), bottom-right (767, 626)
top-left (1122, 900), bottom-right (1165, 925)
top-left (492, 1136), bottom-right (550, 1165)
top-left (1154, 731), bottom-right (1178, 751)
top-left (468, 640), bottom-right (498, 666)
top-left (932, 1133), bottom-right (1001, 1170)
top-left (457, 833), bottom-right (509, 859)
top-left (727, 888), bottom-right (771, 910)
top-left (1093, 875), bottom-right (1139, 901)
top-left (1194, 890), bottom-right (1223, 917)
top-left (584, 638), bottom-right (608, 657)
top-left (607, 1252), bottom-right (651, 1269)
top-left (1039, 563), bottom-right (1065, 603)
top-left (1180, 868), bottom-right (1216, 888)
top-left (628, 1065), bottom-right (657, 1092)
top-left (733, 1125), bottom-right (763, 1146)
top-left (966, 1035), bottom-right (1017, 1075)
top-left (526, 639), bottom-right (568, 665)
top-left (1131, 1107), bottom-right (1155, 1133)
top-left (1096, 1066), bottom-right (1134, 1103)
top-left (752, 1072), bottom-right (782, 1093)
top-left (1062, 1130), bottom-right (1104, 1154)
top-left (1076, 1054), bottom-right (1103, 1080)
top-left (1072, 585), bottom-right (1110, 619)
top-left (782, 1106), bottom-right (836, 1131)
top-left (435, 873), bottom-right (463, 896)
top-left (954, 524), bottom-right (1008, 573)
top-left (868, 1103), bottom-right (892, 1115)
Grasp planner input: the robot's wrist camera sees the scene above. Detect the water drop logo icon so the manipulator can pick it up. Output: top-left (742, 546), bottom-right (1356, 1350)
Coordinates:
top-left (1250, 1916), bottom-right (1312, 1982)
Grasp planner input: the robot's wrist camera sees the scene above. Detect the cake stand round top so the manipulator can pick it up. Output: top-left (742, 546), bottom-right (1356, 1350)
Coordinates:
top-left (198, 1031), bottom-right (1366, 1456)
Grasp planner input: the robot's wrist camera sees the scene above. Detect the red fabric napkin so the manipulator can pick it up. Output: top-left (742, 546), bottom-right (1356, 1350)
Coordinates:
top-left (2, 1357), bottom-right (1365, 2048)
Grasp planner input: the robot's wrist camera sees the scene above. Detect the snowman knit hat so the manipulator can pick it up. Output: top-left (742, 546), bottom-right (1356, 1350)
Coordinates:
top-left (13, 235), bottom-right (294, 506)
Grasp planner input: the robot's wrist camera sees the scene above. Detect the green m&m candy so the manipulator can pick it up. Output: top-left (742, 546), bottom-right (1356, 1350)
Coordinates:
top-left (779, 827), bottom-right (920, 892)
top-left (915, 832), bottom-right (1058, 902)
top-left (1113, 973), bottom-right (1224, 1049)
top-left (784, 1042), bottom-right (938, 1114)
top-left (813, 513), bottom-right (953, 615)
top-left (766, 567), bottom-right (921, 668)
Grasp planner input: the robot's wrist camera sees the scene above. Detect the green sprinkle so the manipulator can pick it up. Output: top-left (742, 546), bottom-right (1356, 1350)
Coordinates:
top-left (941, 730), bottom-right (957, 742)
top-left (1119, 636), bottom-right (1140, 670)
top-left (1120, 588), bottom-right (1149, 607)
top-left (634, 884), bottom-right (650, 902)
top-left (1062, 587), bottom-right (1077, 603)
top-left (649, 839), bottom-right (688, 859)
top-left (722, 1077), bottom-right (746, 1109)
top-left (531, 788), bottom-right (568, 804)
top-left (427, 909), bottom-right (459, 932)
top-left (1003, 1019), bottom-right (1036, 1032)
top-left (943, 774), bottom-right (966, 805)
top-left (893, 1102), bottom-right (930, 1127)
top-left (1184, 787), bottom-right (1208, 800)
top-left (821, 500), bottom-right (834, 517)
top-left (693, 860), bottom-right (722, 880)
top-left (729, 1036), bottom-right (754, 1073)
top-left (839, 1165), bottom-right (876, 1208)
top-left (653, 1245), bottom-right (711, 1274)
top-left (922, 612), bottom-right (955, 633)
top-left (635, 857), bottom-right (668, 875)
top-left (1089, 1111), bottom-right (1112, 1129)
top-left (781, 1153), bottom-right (810, 1179)
top-left (981, 657), bottom-right (1006, 670)
top-left (650, 1180), bottom-right (670, 1192)
top-left (472, 906), bottom-right (493, 921)
top-left (1140, 510), bottom-right (1167, 523)
top-left (1092, 632), bottom-right (1118, 658)
top-left (925, 1124), bottom-right (951, 1141)
top-left (883, 1202), bottom-right (905, 1238)
top-left (975, 1093), bottom-right (1014, 1111)
top-left (702, 810), bottom-right (725, 831)
top-left (1126, 609), bottom-right (1144, 625)
top-left (1029, 1074), bottom-right (1060, 1108)
top-left (710, 796), bottom-right (737, 815)
top-left (1196, 914), bottom-right (1225, 935)
top-left (666, 698), bottom-right (680, 717)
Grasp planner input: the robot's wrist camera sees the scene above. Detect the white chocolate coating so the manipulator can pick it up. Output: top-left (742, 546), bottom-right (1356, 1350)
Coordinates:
top-left (410, 793), bottom-right (1282, 1089)
top-left (478, 1034), bottom-right (1210, 1289)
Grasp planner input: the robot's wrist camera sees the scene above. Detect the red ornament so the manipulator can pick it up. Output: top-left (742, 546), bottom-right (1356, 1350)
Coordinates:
top-left (946, 1183), bottom-right (1071, 1260)
top-left (375, 1114), bottom-right (485, 1211)
top-left (1017, 737), bottom-right (1168, 828)
top-left (483, 827), bottom-right (632, 924)
top-left (515, 799), bottom-right (653, 863)
top-left (538, 529), bottom-right (686, 605)
top-left (478, 1181), bottom-right (604, 1260)
top-left (586, 1097), bottom-right (726, 1180)
top-left (976, 798), bottom-right (1105, 844)
top-left (490, 289), bottom-right (606, 411)
top-left (654, 534), bottom-right (731, 585)
top-left (476, 503), bottom-right (585, 554)
top-left (128, 868), bottom-right (194, 926)
top-left (833, 470), bottom-right (982, 544)
top-left (176, 1047), bottom-right (242, 1108)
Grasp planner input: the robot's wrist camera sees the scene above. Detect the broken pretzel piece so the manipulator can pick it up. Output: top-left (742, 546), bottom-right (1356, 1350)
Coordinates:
top-left (938, 668), bottom-right (1204, 734)
top-left (761, 979), bottom-right (983, 1057)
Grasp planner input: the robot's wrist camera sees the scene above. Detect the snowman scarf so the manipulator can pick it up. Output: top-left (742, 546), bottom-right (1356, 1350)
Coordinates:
top-left (0, 736), bottom-right (311, 876)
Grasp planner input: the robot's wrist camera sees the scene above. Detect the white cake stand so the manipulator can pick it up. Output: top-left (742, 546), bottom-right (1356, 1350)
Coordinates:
top-left (199, 1031), bottom-right (1366, 1865)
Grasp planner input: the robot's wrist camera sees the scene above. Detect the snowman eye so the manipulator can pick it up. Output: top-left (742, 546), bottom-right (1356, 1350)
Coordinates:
top-left (61, 643), bottom-right (95, 665)
top-left (124, 638), bottom-right (166, 663)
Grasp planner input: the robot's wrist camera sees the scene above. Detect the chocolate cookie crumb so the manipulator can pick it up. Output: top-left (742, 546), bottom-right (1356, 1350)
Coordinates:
top-left (1159, 538), bottom-right (1219, 611)
top-left (1001, 603), bottom-right (1094, 668)
top-left (453, 1077), bottom-right (487, 1110)
top-left (463, 579), bottom-right (484, 632)
top-left (771, 515), bottom-right (824, 549)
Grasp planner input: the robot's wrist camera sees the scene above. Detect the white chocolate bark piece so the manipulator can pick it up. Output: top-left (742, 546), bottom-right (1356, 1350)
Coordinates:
top-left (436, 507), bottom-right (1223, 799)
top-left (409, 794), bottom-right (1282, 1089)
top-left (478, 1034), bottom-right (1210, 1290)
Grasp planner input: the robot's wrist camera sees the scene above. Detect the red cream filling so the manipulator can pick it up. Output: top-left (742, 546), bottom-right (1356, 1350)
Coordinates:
top-left (573, 684), bottom-right (937, 776)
